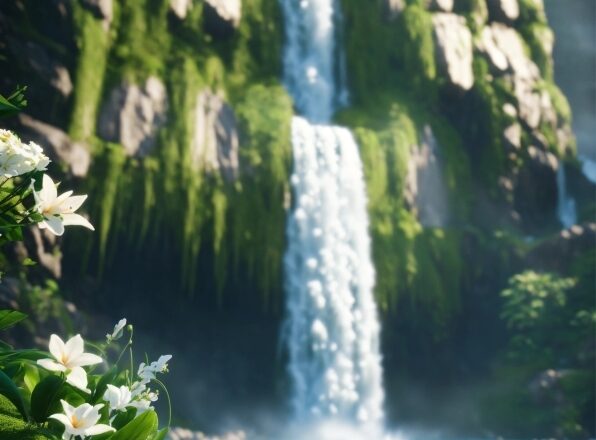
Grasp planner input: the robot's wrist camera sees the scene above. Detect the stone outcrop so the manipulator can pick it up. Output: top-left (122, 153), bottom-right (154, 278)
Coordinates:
top-left (405, 125), bottom-right (450, 227)
top-left (478, 24), bottom-right (559, 130)
top-left (17, 114), bottom-right (91, 177)
top-left (191, 90), bottom-right (239, 181)
top-left (487, 0), bottom-right (519, 23)
top-left (204, 0), bottom-right (241, 37)
top-left (527, 223), bottom-right (596, 273)
top-left (432, 13), bottom-right (474, 91)
top-left (98, 77), bottom-right (168, 157)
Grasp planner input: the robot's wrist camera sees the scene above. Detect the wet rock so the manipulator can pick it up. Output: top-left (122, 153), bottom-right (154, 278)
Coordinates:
top-left (384, 0), bottom-right (406, 20)
top-left (503, 122), bottom-right (522, 151)
top-left (514, 146), bottom-right (559, 229)
top-left (405, 125), bottom-right (449, 227)
top-left (98, 77), bottom-right (168, 157)
top-left (528, 369), bottom-right (569, 404)
top-left (168, 428), bottom-right (247, 440)
top-left (17, 114), bottom-right (91, 177)
top-left (204, 0), bottom-right (241, 37)
top-left (170, 0), bottom-right (192, 19)
top-left (487, 0), bottom-right (519, 23)
top-left (432, 13), bottom-right (474, 91)
top-left (191, 90), bottom-right (239, 181)
top-left (527, 223), bottom-right (596, 273)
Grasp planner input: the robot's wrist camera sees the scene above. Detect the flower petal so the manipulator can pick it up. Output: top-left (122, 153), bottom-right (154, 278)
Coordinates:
top-left (43, 215), bottom-right (65, 236)
top-left (60, 195), bottom-right (87, 214)
top-left (40, 174), bottom-right (57, 203)
top-left (64, 334), bottom-right (85, 361)
top-left (60, 399), bottom-right (76, 419)
top-left (53, 190), bottom-right (74, 209)
top-left (66, 367), bottom-right (90, 393)
top-left (84, 424), bottom-right (115, 436)
top-left (70, 352), bottom-right (103, 368)
top-left (37, 358), bottom-right (67, 372)
top-left (62, 213), bottom-right (94, 231)
top-left (48, 334), bottom-right (65, 362)
top-left (48, 413), bottom-right (72, 428)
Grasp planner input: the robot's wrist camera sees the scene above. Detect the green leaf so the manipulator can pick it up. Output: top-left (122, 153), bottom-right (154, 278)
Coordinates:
top-left (111, 407), bottom-right (136, 430)
top-left (108, 410), bottom-right (158, 440)
top-left (92, 367), bottom-right (117, 403)
top-left (23, 363), bottom-right (40, 394)
top-left (149, 428), bottom-right (169, 440)
top-left (0, 310), bottom-right (27, 331)
top-left (0, 368), bottom-right (29, 421)
top-left (0, 86), bottom-right (27, 118)
top-left (0, 340), bottom-right (13, 351)
top-left (30, 375), bottom-right (64, 423)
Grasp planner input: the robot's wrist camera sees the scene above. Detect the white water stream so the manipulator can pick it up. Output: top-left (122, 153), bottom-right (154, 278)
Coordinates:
top-left (280, 0), bottom-right (385, 434)
top-left (556, 164), bottom-right (577, 229)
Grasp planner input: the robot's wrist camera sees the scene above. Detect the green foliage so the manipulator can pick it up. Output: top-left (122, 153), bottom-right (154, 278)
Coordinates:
top-left (501, 271), bottom-right (576, 362)
top-left (108, 411), bottom-right (158, 440)
top-left (0, 87), bottom-right (28, 119)
top-left (0, 318), bottom-right (171, 439)
top-left (0, 311), bottom-right (27, 331)
top-left (489, 264), bottom-right (596, 438)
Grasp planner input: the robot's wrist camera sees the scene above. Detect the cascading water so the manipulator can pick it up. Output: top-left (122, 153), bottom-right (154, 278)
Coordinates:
top-left (556, 164), bottom-right (577, 229)
top-left (280, 0), bottom-right (385, 434)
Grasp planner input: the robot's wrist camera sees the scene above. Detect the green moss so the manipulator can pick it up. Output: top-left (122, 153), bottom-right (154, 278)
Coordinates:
top-left (397, 5), bottom-right (437, 90)
top-left (518, 0), bottom-right (547, 24)
top-left (230, 84), bottom-right (293, 305)
top-left (519, 23), bottom-right (554, 80)
top-left (0, 396), bottom-right (48, 439)
top-left (110, 0), bottom-right (171, 80)
top-left (456, 0), bottom-right (488, 34)
top-left (69, 5), bottom-right (111, 140)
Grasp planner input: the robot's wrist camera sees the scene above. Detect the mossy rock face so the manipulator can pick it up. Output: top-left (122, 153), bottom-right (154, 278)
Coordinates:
top-left (0, 396), bottom-right (49, 440)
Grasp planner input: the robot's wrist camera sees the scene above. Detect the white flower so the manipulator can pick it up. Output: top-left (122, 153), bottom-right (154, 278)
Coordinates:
top-left (138, 354), bottom-right (172, 382)
top-left (129, 390), bottom-right (158, 415)
top-left (49, 400), bottom-right (114, 439)
top-left (37, 334), bottom-right (102, 392)
top-left (34, 174), bottom-right (94, 236)
top-left (103, 384), bottom-right (132, 412)
top-left (37, 334), bottom-right (103, 371)
top-left (0, 129), bottom-right (49, 177)
top-left (106, 318), bottom-right (127, 343)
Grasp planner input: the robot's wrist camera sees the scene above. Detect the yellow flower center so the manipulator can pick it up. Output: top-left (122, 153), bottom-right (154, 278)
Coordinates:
top-left (71, 415), bottom-right (80, 428)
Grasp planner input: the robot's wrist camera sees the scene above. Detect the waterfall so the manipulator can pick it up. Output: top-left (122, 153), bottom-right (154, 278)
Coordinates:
top-left (280, 0), bottom-right (385, 433)
top-left (556, 164), bottom-right (577, 229)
